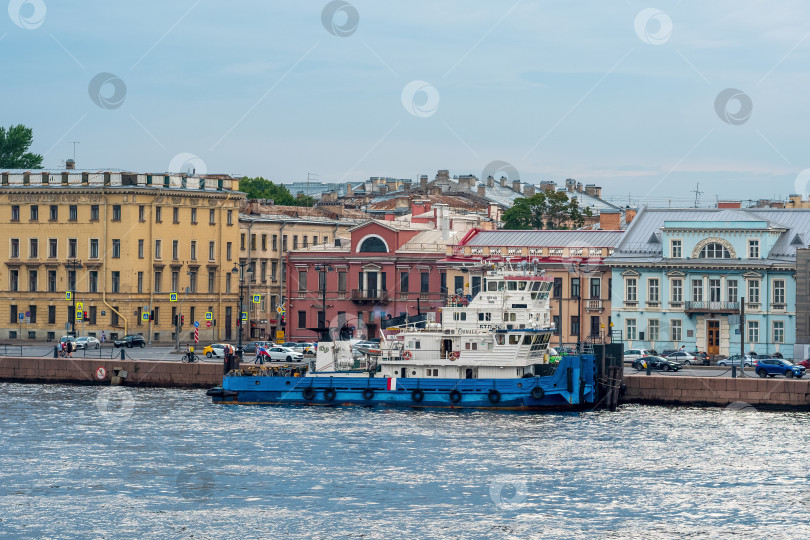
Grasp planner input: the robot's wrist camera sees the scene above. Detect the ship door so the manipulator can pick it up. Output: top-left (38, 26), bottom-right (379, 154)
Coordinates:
top-left (443, 339), bottom-right (453, 359)
top-left (465, 368), bottom-right (477, 379)
top-left (707, 320), bottom-right (719, 356)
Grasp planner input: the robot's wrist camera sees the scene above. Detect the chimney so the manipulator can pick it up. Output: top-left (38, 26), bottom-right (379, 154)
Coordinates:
top-left (434, 203), bottom-right (450, 240)
top-left (477, 185), bottom-right (487, 198)
top-left (384, 212), bottom-right (395, 221)
top-left (599, 210), bottom-right (621, 230)
top-left (387, 180), bottom-right (398, 192)
top-left (346, 183), bottom-right (353, 197)
top-left (718, 200), bottom-right (743, 209)
top-left (379, 185), bottom-right (388, 195)
top-left (486, 175), bottom-right (494, 187)
top-left (499, 176), bottom-right (507, 187)
top-left (523, 185), bottom-right (535, 198)
top-left (512, 180), bottom-right (521, 193)
top-left (403, 180), bottom-right (412, 192)
top-left (436, 169), bottom-right (450, 180)
top-left (65, 159), bottom-right (75, 170)
top-left (420, 175), bottom-right (428, 189)
top-left (566, 179), bottom-right (576, 192)
top-left (540, 181), bottom-right (556, 192)
top-left (576, 182), bottom-right (583, 193)
top-left (625, 208), bottom-right (637, 224)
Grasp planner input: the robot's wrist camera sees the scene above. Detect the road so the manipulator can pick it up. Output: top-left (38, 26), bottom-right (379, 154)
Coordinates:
top-left (0, 344), bottom-right (309, 363)
top-left (623, 365), bottom-right (765, 378)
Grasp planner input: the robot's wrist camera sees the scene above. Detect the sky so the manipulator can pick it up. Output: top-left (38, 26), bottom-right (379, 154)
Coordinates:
top-left (3, 0), bottom-right (810, 207)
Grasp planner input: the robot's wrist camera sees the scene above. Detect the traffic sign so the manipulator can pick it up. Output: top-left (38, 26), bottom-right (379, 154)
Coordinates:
top-left (169, 293), bottom-right (178, 302)
top-left (205, 312), bottom-right (213, 321)
top-left (18, 313), bottom-right (24, 321)
top-left (252, 294), bottom-right (261, 304)
top-left (194, 328), bottom-right (199, 343)
top-left (206, 321), bottom-right (211, 328)
top-left (95, 367), bottom-right (106, 380)
top-left (276, 306), bottom-right (285, 315)
top-left (76, 302), bottom-right (83, 310)
top-left (24, 311), bottom-right (30, 318)
top-left (65, 291), bottom-right (72, 301)
top-left (24, 317), bottom-right (30, 324)
top-left (76, 311), bottom-right (83, 320)
top-left (193, 321), bottom-right (200, 328)
top-left (241, 312), bottom-right (248, 321)
top-left (141, 312), bottom-right (149, 321)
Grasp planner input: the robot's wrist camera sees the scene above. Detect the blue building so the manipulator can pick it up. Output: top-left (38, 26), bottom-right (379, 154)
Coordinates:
top-left (606, 208), bottom-right (810, 358)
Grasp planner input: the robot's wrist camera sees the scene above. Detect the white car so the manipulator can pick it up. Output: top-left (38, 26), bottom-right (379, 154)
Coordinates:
top-left (266, 346), bottom-right (304, 362)
top-left (75, 336), bottom-right (100, 350)
top-left (623, 349), bottom-right (656, 364)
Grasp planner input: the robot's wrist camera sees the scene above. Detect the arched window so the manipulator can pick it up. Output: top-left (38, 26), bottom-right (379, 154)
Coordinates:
top-left (358, 236), bottom-right (387, 253)
top-left (699, 243), bottom-right (731, 259)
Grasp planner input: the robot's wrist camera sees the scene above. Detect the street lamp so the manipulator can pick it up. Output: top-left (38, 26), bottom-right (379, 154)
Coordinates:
top-left (232, 261), bottom-right (253, 358)
top-left (314, 263), bottom-right (333, 342)
top-left (67, 259), bottom-right (82, 337)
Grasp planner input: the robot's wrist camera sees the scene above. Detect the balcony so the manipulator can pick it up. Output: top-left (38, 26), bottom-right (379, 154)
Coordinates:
top-left (585, 299), bottom-right (604, 312)
top-left (684, 301), bottom-right (740, 314)
top-left (351, 289), bottom-right (389, 305)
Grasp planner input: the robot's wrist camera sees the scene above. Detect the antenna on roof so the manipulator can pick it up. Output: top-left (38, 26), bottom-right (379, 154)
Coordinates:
top-left (691, 183), bottom-right (703, 208)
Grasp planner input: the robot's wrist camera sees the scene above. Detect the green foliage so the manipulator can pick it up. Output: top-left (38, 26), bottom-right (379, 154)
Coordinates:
top-left (0, 124), bottom-right (43, 169)
top-left (239, 177), bottom-right (314, 207)
top-left (501, 189), bottom-right (589, 230)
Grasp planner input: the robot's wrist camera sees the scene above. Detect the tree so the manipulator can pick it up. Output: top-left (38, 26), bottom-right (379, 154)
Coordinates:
top-left (0, 124), bottom-right (43, 169)
top-left (239, 177), bottom-right (314, 207)
top-left (500, 190), bottom-right (591, 230)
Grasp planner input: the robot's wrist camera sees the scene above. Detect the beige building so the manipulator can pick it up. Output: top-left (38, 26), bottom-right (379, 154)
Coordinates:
top-left (0, 169), bottom-right (243, 343)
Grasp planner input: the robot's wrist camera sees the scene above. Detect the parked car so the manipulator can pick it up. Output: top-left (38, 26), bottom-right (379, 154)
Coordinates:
top-left (665, 351), bottom-right (697, 365)
top-left (717, 354), bottom-right (755, 367)
top-left (294, 342), bottom-right (317, 355)
top-left (632, 355), bottom-right (682, 372)
top-left (755, 358), bottom-right (805, 379)
top-left (624, 349), bottom-right (657, 364)
top-left (113, 334), bottom-right (146, 348)
top-left (797, 359), bottom-right (810, 369)
top-left (202, 343), bottom-right (229, 358)
top-left (75, 336), bottom-right (100, 350)
top-left (59, 335), bottom-right (76, 345)
top-left (265, 346), bottom-right (304, 362)
top-left (244, 341), bottom-right (272, 354)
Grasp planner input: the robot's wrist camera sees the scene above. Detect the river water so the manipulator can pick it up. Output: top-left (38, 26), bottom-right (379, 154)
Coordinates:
top-left (0, 383), bottom-right (808, 539)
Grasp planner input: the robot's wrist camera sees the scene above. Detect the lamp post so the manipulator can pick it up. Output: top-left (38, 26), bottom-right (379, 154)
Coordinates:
top-left (314, 263), bottom-right (333, 342)
top-left (232, 261), bottom-right (253, 359)
top-left (67, 259), bottom-right (82, 337)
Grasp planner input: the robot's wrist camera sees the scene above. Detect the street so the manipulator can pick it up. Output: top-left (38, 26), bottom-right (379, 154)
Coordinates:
top-left (623, 365), bottom-right (765, 378)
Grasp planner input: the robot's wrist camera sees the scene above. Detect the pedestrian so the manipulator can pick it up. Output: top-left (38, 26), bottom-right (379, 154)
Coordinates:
top-left (100, 331), bottom-right (106, 346)
top-left (66, 339), bottom-right (74, 358)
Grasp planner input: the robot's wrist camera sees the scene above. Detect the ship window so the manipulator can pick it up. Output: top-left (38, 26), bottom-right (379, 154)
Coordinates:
top-left (465, 342), bottom-right (471, 350)
top-left (523, 335), bottom-right (531, 345)
top-left (488, 342), bottom-right (494, 350)
top-left (532, 282), bottom-right (541, 291)
top-left (488, 281), bottom-right (498, 291)
top-left (496, 335), bottom-right (505, 345)
top-left (415, 341), bottom-right (421, 349)
top-left (508, 281), bottom-right (517, 290)
top-left (471, 343), bottom-right (478, 350)
top-left (509, 335), bottom-right (520, 345)
top-left (498, 281), bottom-right (505, 291)
top-left (518, 281), bottom-right (527, 290)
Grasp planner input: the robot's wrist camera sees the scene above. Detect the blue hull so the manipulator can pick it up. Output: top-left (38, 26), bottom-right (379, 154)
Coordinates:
top-left (209, 356), bottom-right (598, 411)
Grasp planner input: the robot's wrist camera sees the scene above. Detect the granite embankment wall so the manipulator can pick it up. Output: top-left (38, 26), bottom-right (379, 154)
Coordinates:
top-left (622, 374), bottom-right (810, 408)
top-left (0, 356), bottom-right (226, 388)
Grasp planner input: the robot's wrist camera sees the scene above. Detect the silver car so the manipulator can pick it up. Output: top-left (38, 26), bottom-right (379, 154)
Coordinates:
top-left (75, 336), bottom-right (101, 350)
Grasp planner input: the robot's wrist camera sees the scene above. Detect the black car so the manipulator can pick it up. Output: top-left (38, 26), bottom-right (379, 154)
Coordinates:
top-left (114, 334), bottom-right (146, 348)
top-left (632, 355), bottom-right (682, 372)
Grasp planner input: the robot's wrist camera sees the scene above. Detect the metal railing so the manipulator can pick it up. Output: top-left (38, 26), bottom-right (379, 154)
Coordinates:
top-left (684, 301), bottom-right (739, 312)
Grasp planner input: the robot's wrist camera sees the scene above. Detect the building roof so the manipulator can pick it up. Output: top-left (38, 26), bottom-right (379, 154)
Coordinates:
top-left (458, 229), bottom-right (625, 248)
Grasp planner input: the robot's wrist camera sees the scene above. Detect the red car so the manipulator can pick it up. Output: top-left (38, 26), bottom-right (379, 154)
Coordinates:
top-left (797, 359), bottom-right (810, 369)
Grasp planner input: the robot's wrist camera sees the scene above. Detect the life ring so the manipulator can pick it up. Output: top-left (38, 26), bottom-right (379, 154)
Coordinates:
top-left (450, 351), bottom-right (460, 360)
top-left (449, 389), bottom-right (462, 403)
top-left (403, 351), bottom-right (412, 360)
top-left (411, 389), bottom-right (425, 402)
top-left (324, 388), bottom-right (337, 401)
top-left (302, 386), bottom-right (316, 400)
top-left (531, 386), bottom-right (545, 400)
top-left (362, 388), bottom-right (375, 400)
top-left (488, 389), bottom-right (501, 404)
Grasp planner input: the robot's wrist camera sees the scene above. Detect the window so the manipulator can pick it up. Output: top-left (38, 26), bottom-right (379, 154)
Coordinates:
top-left (28, 270), bottom-right (37, 291)
top-left (670, 239), bottom-right (682, 258)
top-left (648, 278), bottom-right (659, 303)
top-left (225, 273), bottom-right (231, 294)
top-left (671, 319), bottom-right (682, 342)
top-left (67, 270), bottom-right (76, 291)
top-left (139, 205), bottom-right (145, 222)
top-left (190, 241), bottom-right (197, 261)
top-left (261, 260), bottom-right (267, 281)
top-left (709, 279), bottom-right (721, 302)
top-left (773, 321), bottom-right (784, 343)
top-left (699, 242), bottom-right (730, 258)
top-left (318, 270), bottom-right (326, 292)
top-left (155, 240), bottom-right (162, 259)
top-left (270, 261), bottom-right (277, 281)
top-left (421, 272), bottom-right (430, 293)
top-left (188, 271), bottom-right (197, 293)
top-left (208, 271), bottom-right (215, 293)
top-left (261, 234), bottom-right (267, 251)
top-left (69, 239), bottom-right (77, 259)
top-left (748, 239), bottom-right (759, 259)
top-left (553, 278), bottom-right (562, 298)
top-left (28, 305), bottom-right (36, 324)
top-left (358, 237), bottom-right (387, 253)
top-left (48, 305), bottom-right (56, 324)
top-left (209, 209), bottom-right (215, 225)
top-left (298, 310), bottom-right (306, 329)
top-left (625, 278), bottom-right (637, 302)
top-left (112, 205), bottom-right (121, 221)
top-left (272, 235), bottom-right (278, 251)
top-left (312, 236), bottom-right (317, 246)
top-left (48, 239), bottom-right (57, 259)
top-left (172, 271), bottom-right (179, 292)
top-left (138, 239), bottom-right (144, 259)
top-left (571, 278), bottom-right (580, 298)
top-left (91, 205), bottom-right (99, 221)
top-left (692, 279), bottom-right (703, 302)
top-left (727, 280), bottom-right (738, 303)
top-left (111, 271), bottom-right (120, 293)
top-left (323, 236), bottom-right (328, 245)
top-left (748, 280), bottom-right (760, 304)
top-left (9, 305), bottom-right (17, 324)
top-left (648, 319), bottom-right (659, 341)
top-left (9, 270), bottom-right (18, 292)
top-left (226, 242), bottom-right (232, 260)
top-left (90, 239), bottom-right (99, 259)
top-left (241, 234), bottom-right (245, 251)
top-left (303, 236), bottom-right (308, 248)
top-left (11, 205), bottom-right (19, 221)
top-left (173, 207), bottom-right (179, 223)
top-left (590, 278), bottom-right (600, 299)
top-left (190, 208), bottom-right (197, 224)
top-left (282, 235), bottom-right (287, 252)
top-left (747, 321), bottom-right (759, 343)
top-left (10, 239), bottom-right (19, 259)
top-left (67, 205), bottom-right (77, 221)
top-left (172, 240), bottom-right (179, 260)
top-left (137, 272), bottom-right (144, 293)
top-left (49, 205), bottom-right (58, 221)
top-left (154, 271), bottom-right (162, 293)
top-left (209, 241), bottom-right (215, 260)
top-left (155, 206), bottom-right (162, 222)
top-left (111, 308), bottom-right (119, 327)
top-left (298, 270), bottom-right (307, 291)
top-left (253, 234), bottom-right (259, 251)
top-left (570, 316), bottom-right (580, 337)
top-left (112, 239), bottom-right (121, 258)
top-left (89, 306), bottom-right (97, 325)
top-left (29, 238), bottom-right (38, 258)
top-left (30, 205), bottom-right (38, 220)
top-left (400, 272), bottom-right (409, 293)
top-left (227, 210), bottom-right (233, 225)
top-left (626, 319), bottom-right (637, 340)
top-left (48, 270), bottom-right (56, 292)
top-left (773, 279), bottom-right (786, 305)
top-left (671, 279), bottom-right (683, 303)
top-left (89, 271), bottom-right (98, 293)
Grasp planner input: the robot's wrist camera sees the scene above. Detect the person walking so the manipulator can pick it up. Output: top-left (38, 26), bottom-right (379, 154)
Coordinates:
top-left (66, 339), bottom-right (74, 358)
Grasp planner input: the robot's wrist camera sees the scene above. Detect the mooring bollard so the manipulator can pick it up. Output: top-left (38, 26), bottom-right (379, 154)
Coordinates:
top-left (53, 346), bottom-right (58, 358)
top-left (732, 365), bottom-right (737, 378)
top-left (646, 361), bottom-right (652, 375)
top-left (120, 348), bottom-right (125, 361)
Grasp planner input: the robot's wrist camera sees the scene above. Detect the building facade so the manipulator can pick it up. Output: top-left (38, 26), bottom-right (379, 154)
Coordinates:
top-left (607, 208), bottom-right (810, 357)
top-left (0, 169), bottom-right (243, 343)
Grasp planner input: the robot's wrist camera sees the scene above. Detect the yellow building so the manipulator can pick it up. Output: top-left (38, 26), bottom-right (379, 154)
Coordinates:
top-left (0, 169), bottom-right (243, 344)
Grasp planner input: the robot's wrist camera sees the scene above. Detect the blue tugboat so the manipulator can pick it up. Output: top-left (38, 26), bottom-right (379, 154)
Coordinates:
top-left (208, 264), bottom-right (598, 410)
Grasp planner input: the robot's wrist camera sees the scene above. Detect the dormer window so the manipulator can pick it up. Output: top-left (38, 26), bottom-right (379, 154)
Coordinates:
top-left (358, 236), bottom-right (388, 253)
top-left (699, 243), bottom-right (730, 259)
top-left (670, 239), bottom-right (682, 258)
top-left (748, 239), bottom-right (759, 259)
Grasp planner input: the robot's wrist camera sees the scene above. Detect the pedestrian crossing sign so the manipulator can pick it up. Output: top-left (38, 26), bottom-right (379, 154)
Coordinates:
top-left (252, 294), bottom-right (261, 304)
top-left (205, 312), bottom-right (213, 321)
top-left (66, 291), bottom-right (72, 301)
top-left (169, 293), bottom-right (178, 302)
top-left (141, 312), bottom-right (149, 321)
top-left (241, 312), bottom-right (248, 321)
top-left (76, 311), bottom-right (83, 320)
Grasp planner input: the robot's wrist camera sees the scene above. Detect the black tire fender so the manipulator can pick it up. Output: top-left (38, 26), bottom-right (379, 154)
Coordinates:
top-left (488, 389), bottom-right (501, 404)
top-left (531, 386), bottom-right (544, 400)
top-left (362, 388), bottom-right (375, 400)
top-left (324, 388), bottom-right (337, 401)
top-left (411, 389), bottom-right (424, 403)
top-left (449, 389), bottom-right (462, 403)
top-left (302, 386), bottom-right (316, 400)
